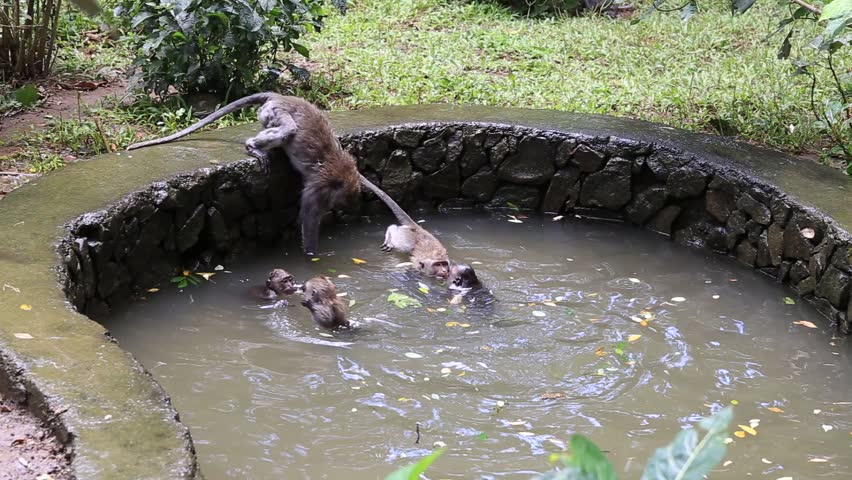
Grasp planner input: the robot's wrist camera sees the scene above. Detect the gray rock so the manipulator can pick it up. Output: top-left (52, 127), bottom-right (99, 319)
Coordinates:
top-left (207, 207), bottom-right (228, 252)
top-left (96, 261), bottom-right (121, 299)
top-left (446, 129), bottom-right (464, 163)
top-left (809, 237), bottom-right (835, 280)
top-left (756, 231), bottom-right (771, 268)
top-left (497, 136), bottom-right (556, 185)
top-left (393, 129), bottom-right (424, 148)
top-left (705, 226), bottom-right (728, 252)
top-left (625, 186), bottom-right (666, 224)
top-left (363, 135), bottom-right (391, 171)
top-left (735, 240), bottom-right (757, 266)
top-left (795, 276), bottom-right (817, 295)
top-left (438, 198), bottom-right (477, 212)
top-left (645, 151), bottom-right (688, 179)
top-left (725, 210), bottom-right (748, 250)
top-left (489, 137), bottom-right (512, 167)
top-left (848, 296), bottom-right (852, 331)
top-left (666, 169), bottom-right (708, 198)
top-left (484, 132), bottom-right (503, 149)
top-left (579, 157), bottom-right (632, 210)
top-left (789, 260), bottom-right (810, 284)
top-left (574, 145), bottom-right (606, 172)
top-left (461, 167), bottom-right (499, 202)
top-left (177, 204), bottom-right (206, 252)
top-left (783, 222), bottom-right (812, 260)
top-left (554, 139), bottom-right (577, 168)
top-left (770, 199), bottom-right (791, 227)
top-left (745, 220), bottom-right (763, 244)
top-left (382, 149), bottom-right (413, 198)
top-left (423, 161), bottom-right (460, 200)
top-left (705, 190), bottom-right (737, 223)
top-left (488, 185), bottom-right (541, 209)
top-left (778, 261), bottom-right (792, 282)
top-left (607, 137), bottom-right (649, 157)
top-left (412, 137), bottom-right (446, 173)
top-left (541, 167), bottom-right (581, 213)
top-left (213, 185), bottom-right (249, 221)
top-left (460, 144), bottom-right (488, 178)
top-left (831, 244), bottom-right (852, 273)
top-left (815, 266), bottom-right (851, 309)
top-left (647, 205), bottom-right (682, 236)
top-left (767, 223), bottom-right (784, 266)
top-left (708, 176), bottom-right (738, 195)
top-left (563, 182), bottom-right (581, 212)
top-left (736, 193), bottom-right (771, 225)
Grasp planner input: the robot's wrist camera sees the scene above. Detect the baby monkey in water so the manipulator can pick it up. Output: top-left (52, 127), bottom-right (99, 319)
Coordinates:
top-left (300, 276), bottom-right (350, 330)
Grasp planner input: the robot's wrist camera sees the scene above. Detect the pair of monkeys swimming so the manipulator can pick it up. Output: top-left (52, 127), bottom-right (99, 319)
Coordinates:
top-left (128, 93), bottom-right (483, 329)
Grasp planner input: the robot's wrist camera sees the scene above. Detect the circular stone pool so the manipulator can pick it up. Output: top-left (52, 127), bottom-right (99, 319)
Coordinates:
top-left (104, 213), bottom-right (851, 479)
top-left (0, 105), bottom-right (849, 479)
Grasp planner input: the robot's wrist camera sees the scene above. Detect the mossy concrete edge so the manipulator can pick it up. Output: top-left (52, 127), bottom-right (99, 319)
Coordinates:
top-left (0, 105), bottom-right (849, 478)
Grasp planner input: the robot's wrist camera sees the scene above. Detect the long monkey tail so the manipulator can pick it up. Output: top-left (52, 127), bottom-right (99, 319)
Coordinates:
top-left (126, 92), bottom-right (279, 150)
top-left (359, 175), bottom-right (417, 227)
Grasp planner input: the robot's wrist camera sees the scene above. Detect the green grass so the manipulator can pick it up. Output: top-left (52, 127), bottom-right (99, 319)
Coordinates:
top-left (296, 0), bottom-right (848, 157)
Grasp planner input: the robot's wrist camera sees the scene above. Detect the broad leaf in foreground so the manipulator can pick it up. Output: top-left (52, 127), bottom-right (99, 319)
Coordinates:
top-left (532, 435), bottom-right (616, 480)
top-left (384, 449), bottom-right (444, 480)
top-left (641, 406), bottom-right (733, 480)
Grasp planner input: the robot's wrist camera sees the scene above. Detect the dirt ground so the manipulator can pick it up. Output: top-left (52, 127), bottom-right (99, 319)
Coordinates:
top-left (0, 396), bottom-right (71, 480)
top-left (0, 80), bottom-right (126, 200)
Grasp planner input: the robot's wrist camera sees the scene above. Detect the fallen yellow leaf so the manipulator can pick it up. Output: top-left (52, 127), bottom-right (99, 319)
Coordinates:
top-left (457, 371), bottom-right (466, 377)
top-left (738, 425), bottom-right (757, 436)
top-left (734, 431), bottom-right (746, 438)
top-left (794, 320), bottom-right (818, 329)
top-left (398, 397), bottom-right (411, 402)
top-left (445, 321), bottom-right (461, 327)
top-left (459, 323), bottom-right (471, 328)
top-left (767, 407), bottom-right (785, 413)
top-left (628, 334), bottom-right (642, 343)
top-left (594, 347), bottom-right (607, 357)
top-left (351, 258), bottom-right (367, 265)
top-left (541, 392), bottom-right (566, 400)
top-left (147, 288), bottom-right (160, 293)
top-left (19, 304), bottom-right (32, 311)
top-left (640, 320), bottom-right (648, 327)
top-left (311, 257), bottom-right (320, 262)
top-left (197, 272), bottom-right (215, 281)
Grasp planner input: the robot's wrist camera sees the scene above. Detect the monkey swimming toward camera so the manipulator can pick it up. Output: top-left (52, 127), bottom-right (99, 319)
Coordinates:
top-left (127, 93), bottom-right (361, 256)
top-left (299, 276), bottom-right (351, 330)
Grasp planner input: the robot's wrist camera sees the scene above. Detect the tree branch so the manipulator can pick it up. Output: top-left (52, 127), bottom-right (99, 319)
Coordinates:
top-left (791, 0), bottom-right (821, 15)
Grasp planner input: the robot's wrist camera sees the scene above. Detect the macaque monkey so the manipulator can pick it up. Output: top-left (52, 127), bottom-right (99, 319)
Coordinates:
top-left (448, 263), bottom-right (481, 290)
top-left (248, 268), bottom-right (297, 302)
top-left (127, 93), bottom-right (361, 255)
top-left (359, 177), bottom-right (454, 280)
top-left (299, 276), bottom-right (350, 330)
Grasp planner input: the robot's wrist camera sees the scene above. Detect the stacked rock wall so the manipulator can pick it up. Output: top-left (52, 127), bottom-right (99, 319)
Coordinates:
top-left (59, 123), bottom-right (851, 334)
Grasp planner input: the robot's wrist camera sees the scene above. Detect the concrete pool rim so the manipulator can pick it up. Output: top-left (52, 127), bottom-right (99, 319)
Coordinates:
top-left (0, 104), bottom-right (850, 479)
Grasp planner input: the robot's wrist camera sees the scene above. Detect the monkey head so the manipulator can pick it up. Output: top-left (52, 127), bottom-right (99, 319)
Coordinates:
top-left (266, 269), bottom-right (296, 295)
top-left (299, 276), bottom-right (335, 307)
top-left (418, 259), bottom-right (450, 280)
top-left (299, 276), bottom-right (350, 329)
top-left (448, 263), bottom-right (481, 290)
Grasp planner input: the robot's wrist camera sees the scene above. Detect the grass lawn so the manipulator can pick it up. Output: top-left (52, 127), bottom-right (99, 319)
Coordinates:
top-left (1, 0), bottom-right (849, 176)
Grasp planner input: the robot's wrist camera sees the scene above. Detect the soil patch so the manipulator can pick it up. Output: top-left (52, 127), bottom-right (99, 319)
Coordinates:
top-left (0, 396), bottom-right (70, 480)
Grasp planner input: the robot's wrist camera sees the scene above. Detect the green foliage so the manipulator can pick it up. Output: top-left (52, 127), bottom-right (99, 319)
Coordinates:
top-left (171, 271), bottom-right (201, 289)
top-left (384, 449), bottom-right (444, 480)
top-left (1, 0), bottom-right (65, 79)
top-left (384, 408), bottom-right (732, 480)
top-left (116, 0), bottom-right (340, 98)
top-left (13, 85), bottom-right (39, 108)
top-left (488, 0), bottom-right (584, 16)
top-left (387, 292), bottom-right (422, 308)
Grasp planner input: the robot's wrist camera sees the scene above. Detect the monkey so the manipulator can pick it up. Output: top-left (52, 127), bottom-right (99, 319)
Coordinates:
top-left (299, 276), bottom-right (350, 330)
top-left (448, 263), bottom-right (481, 290)
top-left (126, 93), bottom-right (361, 256)
top-left (359, 176), bottom-right (454, 280)
top-left (247, 268), bottom-right (297, 303)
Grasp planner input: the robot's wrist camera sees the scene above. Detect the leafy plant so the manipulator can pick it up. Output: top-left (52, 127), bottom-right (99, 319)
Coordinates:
top-left (116, 0), bottom-right (344, 98)
top-left (387, 291), bottom-right (422, 308)
top-left (384, 407), bottom-right (733, 480)
top-left (1, 0), bottom-right (64, 79)
top-left (171, 270), bottom-right (202, 289)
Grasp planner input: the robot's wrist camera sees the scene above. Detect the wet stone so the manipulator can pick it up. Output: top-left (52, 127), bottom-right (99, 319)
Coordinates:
top-left (778, 260), bottom-right (792, 282)
top-left (789, 260), bottom-right (810, 284)
top-left (412, 137), bottom-right (446, 173)
top-left (783, 222), bottom-right (812, 260)
top-left (666, 169), bottom-right (708, 199)
top-left (382, 149), bottom-right (413, 196)
top-left (645, 151), bottom-right (688, 180)
top-left (497, 136), bottom-right (556, 185)
top-left (626, 186), bottom-right (666, 225)
top-left (745, 220), bottom-right (763, 244)
top-left (541, 167), bottom-right (581, 214)
top-left (708, 176), bottom-right (738, 195)
top-left (393, 129), bottom-right (424, 148)
top-left (607, 137), bottom-right (649, 157)
top-left (767, 223), bottom-right (784, 266)
top-left (831, 244), bottom-right (852, 273)
top-left (446, 129), bottom-right (464, 163)
top-left (207, 207), bottom-right (229, 252)
top-left (736, 193), bottom-right (771, 225)
top-left (579, 156), bottom-right (632, 210)
top-left (484, 132), bottom-right (503, 149)
top-left (809, 237), bottom-right (835, 280)
top-left (756, 231), bottom-right (772, 268)
top-left (725, 211), bottom-right (748, 250)
top-left (461, 167), bottom-right (499, 202)
top-left (488, 185), bottom-right (541, 209)
top-left (423, 161), bottom-right (460, 200)
top-left (363, 136), bottom-right (391, 171)
top-left (795, 276), bottom-right (817, 295)
top-left (554, 139), bottom-right (577, 168)
top-left (815, 266), bottom-right (851, 309)
top-left (631, 156), bottom-right (646, 175)
top-left (705, 190), bottom-right (737, 223)
top-left (770, 198), bottom-right (791, 227)
top-left (647, 205), bottom-right (682, 236)
top-left (735, 240), bottom-right (757, 266)
top-left (574, 145), bottom-right (606, 173)
top-left (177, 204), bottom-right (207, 252)
top-left (489, 137), bottom-right (512, 167)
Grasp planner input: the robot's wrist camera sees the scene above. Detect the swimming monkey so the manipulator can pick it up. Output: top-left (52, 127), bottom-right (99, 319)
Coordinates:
top-left (299, 276), bottom-right (350, 330)
top-left (247, 268), bottom-right (297, 302)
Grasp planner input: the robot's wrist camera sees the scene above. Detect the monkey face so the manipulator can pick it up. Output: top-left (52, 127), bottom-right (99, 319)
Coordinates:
top-left (419, 260), bottom-right (449, 280)
top-left (449, 264), bottom-right (481, 290)
top-left (266, 269), bottom-right (296, 295)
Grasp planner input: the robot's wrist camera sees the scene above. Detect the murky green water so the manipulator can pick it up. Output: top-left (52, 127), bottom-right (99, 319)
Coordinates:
top-left (103, 213), bottom-right (852, 480)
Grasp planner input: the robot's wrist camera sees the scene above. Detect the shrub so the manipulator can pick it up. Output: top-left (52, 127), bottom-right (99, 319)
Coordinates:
top-left (116, 0), bottom-right (342, 99)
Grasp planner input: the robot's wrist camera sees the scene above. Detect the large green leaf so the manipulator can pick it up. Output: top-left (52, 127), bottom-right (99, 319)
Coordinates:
top-left (821, 0), bottom-right (852, 20)
top-left (387, 292), bottom-right (422, 308)
top-left (13, 85), bottom-right (39, 107)
top-left (384, 449), bottom-right (444, 480)
top-left (565, 435), bottom-right (617, 480)
top-left (641, 407), bottom-right (732, 480)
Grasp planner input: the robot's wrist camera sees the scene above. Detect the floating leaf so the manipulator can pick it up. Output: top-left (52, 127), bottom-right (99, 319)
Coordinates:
top-left (13, 333), bottom-right (33, 339)
top-left (783, 297), bottom-right (796, 305)
top-left (432, 441), bottom-right (447, 448)
top-left (383, 448), bottom-right (444, 480)
top-left (722, 460), bottom-right (733, 467)
top-left (734, 431), bottom-right (746, 438)
top-left (318, 332), bottom-right (333, 338)
top-left (147, 288), bottom-right (160, 293)
top-left (794, 320), bottom-right (817, 328)
top-left (809, 458), bottom-right (829, 463)
top-left (532, 310), bottom-right (546, 317)
top-left (629, 278), bottom-right (641, 283)
top-left (822, 424), bottom-right (834, 432)
top-left (507, 218), bottom-right (523, 224)
top-left (595, 347), bottom-right (607, 356)
top-left (19, 304), bottom-right (32, 311)
top-left (508, 419), bottom-right (526, 426)
top-left (449, 295), bottom-right (463, 305)
top-left (404, 352), bottom-right (423, 359)
top-left (767, 407), bottom-right (784, 413)
top-left (518, 431), bottom-right (535, 437)
top-left (552, 215), bottom-right (564, 221)
top-left (671, 296), bottom-right (686, 302)
top-left (541, 392), bottom-right (566, 400)
top-left (338, 274), bottom-right (351, 279)
top-left (496, 400), bottom-right (506, 408)
top-left (476, 432), bottom-right (488, 441)
top-left (214, 265), bottom-right (225, 271)
top-left (349, 300), bottom-right (356, 307)
top-left (197, 272), bottom-right (215, 281)
top-left (543, 301), bottom-right (557, 307)
top-left (352, 258), bottom-right (367, 265)
top-left (801, 227), bottom-right (815, 239)
top-left (311, 257), bottom-right (321, 262)
top-left (566, 308), bottom-right (575, 316)
top-left (388, 292), bottom-right (422, 309)
top-left (712, 294), bottom-right (720, 299)
top-left (328, 268), bottom-right (337, 274)
top-left (628, 334), bottom-right (642, 343)
top-left (445, 321), bottom-right (461, 327)
top-left (336, 292), bottom-right (348, 297)
top-left (440, 367), bottom-right (451, 374)
top-left (738, 425), bottom-right (757, 436)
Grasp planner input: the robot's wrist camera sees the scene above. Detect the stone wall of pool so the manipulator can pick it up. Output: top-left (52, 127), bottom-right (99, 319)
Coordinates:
top-left (0, 105), bottom-right (849, 479)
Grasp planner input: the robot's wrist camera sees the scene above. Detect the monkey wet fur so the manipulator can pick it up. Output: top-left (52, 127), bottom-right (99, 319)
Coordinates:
top-left (248, 268), bottom-right (297, 301)
top-left (127, 93), bottom-right (361, 256)
top-left (300, 276), bottom-right (350, 330)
